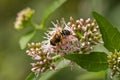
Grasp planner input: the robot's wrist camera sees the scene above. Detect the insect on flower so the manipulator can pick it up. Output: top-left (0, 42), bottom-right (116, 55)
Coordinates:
top-left (50, 29), bottom-right (71, 46)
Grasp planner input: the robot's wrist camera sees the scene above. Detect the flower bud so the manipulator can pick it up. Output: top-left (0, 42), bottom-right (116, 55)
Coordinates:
top-left (14, 7), bottom-right (34, 30)
top-left (107, 50), bottom-right (120, 78)
top-left (26, 42), bottom-right (56, 73)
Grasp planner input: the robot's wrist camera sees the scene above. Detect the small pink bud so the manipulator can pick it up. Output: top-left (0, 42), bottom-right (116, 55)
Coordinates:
top-left (31, 42), bottom-right (35, 46)
top-left (39, 61), bottom-right (43, 65)
top-left (76, 20), bottom-right (80, 24)
top-left (85, 18), bottom-right (90, 23)
top-left (80, 18), bottom-right (84, 23)
top-left (34, 55), bottom-right (42, 60)
top-left (41, 67), bottom-right (46, 72)
top-left (43, 59), bottom-right (47, 63)
top-left (81, 26), bottom-right (87, 32)
top-left (93, 28), bottom-right (97, 32)
top-left (86, 24), bottom-right (91, 28)
top-left (96, 26), bottom-right (99, 29)
top-left (31, 63), bottom-right (36, 67)
top-left (72, 24), bottom-right (76, 28)
top-left (30, 48), bottom-right (34, 51)
top-left (70, 17), bottom-right (74, 22)
top-left (78, 25), bottom-right (81, 29)
top-left (26, 50), bottom-right (30, 54)
top-left (91, 22), bottom-right (95, 26)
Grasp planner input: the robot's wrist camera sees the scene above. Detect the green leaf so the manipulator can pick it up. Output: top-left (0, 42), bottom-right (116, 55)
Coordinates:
top-left (25, 72), bottom-right (41, 80)
top-left (93, 12), bottom-right (120, 52)
top-left (77, 71), bottom-right (105, 80)
top-left (64, 52), bottom-right (108, 72)
top-left (19, 30), bottom-right (36, 49)
top-left (41, 0), bottom-right (67, 27)
top-left (25, 72), bottom-right (36, 80)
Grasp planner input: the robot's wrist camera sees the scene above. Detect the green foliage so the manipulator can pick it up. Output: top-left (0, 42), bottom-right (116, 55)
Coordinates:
top-left (19, 30), bottom-right (36, 49)
top-left (77, 71), bottom-right (105, 80)
top-left (25, 72), bottom-right (38, 80)
top-left (64, 52), bottom-right (108, 72)
top-left (40, 0), bottom-right (67, 28)
top-left (93, 12), bottom-right (120, 52)
top-left (23, 10), bottom-right (120, 80)
top-left (23, 0), bottom-right (69, 79)
top-left (93, 12), bottom-right (120, 80)
top-left (3, 0), bottom-right (120, 80)
top-left (19, 0), bottom-right (67, 49)
top-left (16, 2), bottom-right (120, 80)
top-left (24, 10), bottom-right (120, 80)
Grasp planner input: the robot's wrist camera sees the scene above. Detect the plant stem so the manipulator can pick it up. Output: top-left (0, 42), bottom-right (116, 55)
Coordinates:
top-left (31, 21), bottom-right (42, 30)
top-left (52, 55), bottom-right (61, 62)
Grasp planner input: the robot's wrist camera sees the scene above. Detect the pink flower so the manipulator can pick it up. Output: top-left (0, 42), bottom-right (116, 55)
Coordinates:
top-left (26, 42), bottom-right (56, 73)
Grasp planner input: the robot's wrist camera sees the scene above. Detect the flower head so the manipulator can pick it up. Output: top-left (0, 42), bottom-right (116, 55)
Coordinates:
top-left (26, 42), bottom-right (56, 73)
top-left (14, 7), bottom-right (34, 30)
top-left (25, 17), bottom-right (102, 73)
top-left (42, 19), bottom-right (81, 55)
top-left (107, 50), bottom-right (120, 78)
top-left (67, 17), bottom-right (102, 53)
top-left (42, 17), bottom-right (102, 55)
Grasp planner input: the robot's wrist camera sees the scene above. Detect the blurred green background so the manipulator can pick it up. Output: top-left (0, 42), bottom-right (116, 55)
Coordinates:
top-left (0, 0), bottom-right (120, 80)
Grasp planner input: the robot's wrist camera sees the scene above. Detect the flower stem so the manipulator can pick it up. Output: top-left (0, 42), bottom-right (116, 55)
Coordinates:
top-left (31, 21), bottom-right (42, 30)
top-left (52, 55), bottom-right (61, 62)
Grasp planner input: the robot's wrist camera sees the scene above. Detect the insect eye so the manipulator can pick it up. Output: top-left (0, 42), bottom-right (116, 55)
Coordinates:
top-left (62, 30), bottom-right (70, 36)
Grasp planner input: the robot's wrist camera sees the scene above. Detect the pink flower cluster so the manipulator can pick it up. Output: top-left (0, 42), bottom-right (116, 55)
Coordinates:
top-left (67, 17), bottom-right (102, 53)
top-left (26, 17), bottom-right (102, 73)
top-left (42, 17), bottom-right (102, 55)
top-left (14, 7), bottom-right (34, 30)
top-left (26, 43), bottom-right (55, 73)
